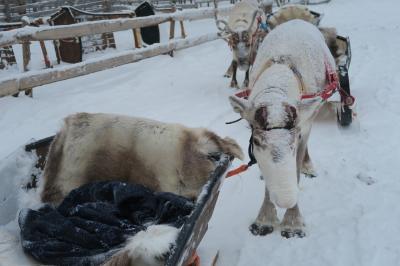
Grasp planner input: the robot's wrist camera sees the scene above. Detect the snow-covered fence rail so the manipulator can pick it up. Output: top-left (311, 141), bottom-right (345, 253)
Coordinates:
top-left (0, 33), bottom-right (219, 97)
top-left (0, 6), bottom-right (233, 97)
top-left (0, 6), bottom-right (232, 47)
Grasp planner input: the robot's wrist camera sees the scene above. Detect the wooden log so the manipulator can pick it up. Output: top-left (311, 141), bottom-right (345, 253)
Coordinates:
top-left (21, 18), bottom-right (32, 97)
top-left (0, 6), bottom-right (233, 47)
top-left (0, 32), bottom-right (220, 98)
top-left (22, 40), bottom-right (32, 97)
top-left (39, 41), bottom-right (51, 68)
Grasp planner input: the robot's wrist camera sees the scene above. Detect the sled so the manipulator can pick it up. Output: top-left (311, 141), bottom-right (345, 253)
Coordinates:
top-left (19, 136), bottom-right (230, 266)
top-left (334, 35), bottom-right (354, 127)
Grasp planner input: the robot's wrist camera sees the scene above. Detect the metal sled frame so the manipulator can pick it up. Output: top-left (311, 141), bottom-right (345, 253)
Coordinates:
top-left (335, 35), bottom-right (353, 127)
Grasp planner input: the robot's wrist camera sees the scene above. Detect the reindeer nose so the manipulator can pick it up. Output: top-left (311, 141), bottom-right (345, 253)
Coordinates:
top-left (238, 58), bottom-right (246, 65)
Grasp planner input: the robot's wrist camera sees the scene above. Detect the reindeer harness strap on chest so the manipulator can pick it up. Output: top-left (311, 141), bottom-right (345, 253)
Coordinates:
top-left (235, 57), bottom-right (339, 102)
top-left (301, 60), bottom-right (339, 100)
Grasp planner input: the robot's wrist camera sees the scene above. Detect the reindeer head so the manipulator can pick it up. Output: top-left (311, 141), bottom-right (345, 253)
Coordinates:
top-left (214, 2), bottom-right (261, 71)
top-left (229, 95), bottom-right (301, 208)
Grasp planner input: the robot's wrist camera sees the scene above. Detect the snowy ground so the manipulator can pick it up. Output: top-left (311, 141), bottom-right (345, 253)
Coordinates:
top-left (1, 0), bottom-right (400, 265)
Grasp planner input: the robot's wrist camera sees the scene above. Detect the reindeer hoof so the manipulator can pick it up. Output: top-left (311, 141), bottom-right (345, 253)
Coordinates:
top-left (250, 223), bottom-right (274, 236)
top-left (281, 229), bottom-right (306, 238)
top-left (302, 170), bottom-right (317, 178)
top-left (230, 80), bottom-right (239, 88)
top-left (242, 80), bottom-right (249, 89)
top-left (301, 165), bottom-right (317, 178)
top-left (224, 73), bottom-right (232, 78)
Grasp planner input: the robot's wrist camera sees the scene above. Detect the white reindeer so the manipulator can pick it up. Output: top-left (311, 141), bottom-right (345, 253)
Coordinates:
top-left (229, 20), bottom-right (338, 237)
top-left (214, 0), bottom-right (266, 88)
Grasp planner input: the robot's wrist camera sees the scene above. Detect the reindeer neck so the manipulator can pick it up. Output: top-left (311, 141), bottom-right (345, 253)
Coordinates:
top-left (250, 63), bottom-right (301, 104)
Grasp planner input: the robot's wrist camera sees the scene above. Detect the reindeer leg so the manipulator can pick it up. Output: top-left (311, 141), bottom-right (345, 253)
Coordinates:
top-left (299, 127), bottom-right (317, 177)
top-left (224, 61), bottom-right (234, 78)
top-left (230, 60), bottom-right (239, 88)
top-left (301, 147), bottom-right (317, 177)
top-left (250, 186), bottom-right (279, 236)
top-left (242, 69), bottom-right (249, 88)
top-left (280, 128), bottom-right (310, 238)
top-left (281, 204), bottom-right (306, 238)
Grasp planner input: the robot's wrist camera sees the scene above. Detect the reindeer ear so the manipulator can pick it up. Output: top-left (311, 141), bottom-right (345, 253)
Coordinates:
top-left (254, 106), bottom-right (268, 129)
top-left (229, 96), bottom-right (250, 118)
top-left (221, 137), bottom-right (244, 160)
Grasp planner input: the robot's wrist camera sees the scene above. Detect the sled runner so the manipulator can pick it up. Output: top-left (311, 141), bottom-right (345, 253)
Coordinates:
top-left (20, 136), bottom-right (230, 266)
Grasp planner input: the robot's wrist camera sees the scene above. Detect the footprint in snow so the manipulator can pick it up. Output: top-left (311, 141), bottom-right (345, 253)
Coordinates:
top-left (356, 173), bottom-right (376, 185)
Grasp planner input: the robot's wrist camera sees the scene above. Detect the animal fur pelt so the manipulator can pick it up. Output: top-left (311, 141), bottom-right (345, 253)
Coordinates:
top-left (41, 113), bottom-right (243, 204)
top-left (266, 5), bottom-right (341, 63)
top-left (103, 225), bottom-right (179, 266)
top-left (267, 5), bottom-right (320, 28)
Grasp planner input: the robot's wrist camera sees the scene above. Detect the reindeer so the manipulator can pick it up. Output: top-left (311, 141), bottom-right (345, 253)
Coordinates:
top-left (40, 113), bottom-right (243, 204)
top-left (229, 20), bottom-right (338, 238)
top-left (214, 0), bottom-right (266, 89)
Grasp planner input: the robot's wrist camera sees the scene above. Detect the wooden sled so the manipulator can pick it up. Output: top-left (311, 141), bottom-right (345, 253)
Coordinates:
top-left (24, 136), bottom-right (230, 266)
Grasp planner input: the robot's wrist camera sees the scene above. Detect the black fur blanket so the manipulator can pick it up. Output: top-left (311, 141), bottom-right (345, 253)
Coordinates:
top-left (19, 181), bottom-right (194, 266)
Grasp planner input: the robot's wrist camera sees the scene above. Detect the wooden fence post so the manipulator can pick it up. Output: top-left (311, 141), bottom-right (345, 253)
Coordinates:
top-left (22, 18), bottom-right (32, 97)
top-left (133, 28), bottom-right (143, 48)
top-left (169, 19), bottom-right (176, 57)
top-left (179, 20), bottom-right (186, 39)
top-left (39, 41), bottom-right (51, 68)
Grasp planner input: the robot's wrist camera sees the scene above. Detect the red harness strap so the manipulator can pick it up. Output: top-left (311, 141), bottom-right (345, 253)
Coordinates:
top-left (234, 60), bottom-right (343, 102)
top-left (234, 89), bottom-right (251, 99)
top-left (301, 61), bottom-right (339, 101)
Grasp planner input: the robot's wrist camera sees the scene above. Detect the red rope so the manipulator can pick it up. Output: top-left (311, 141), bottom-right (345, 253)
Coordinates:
top-left (226, 164), bottom-right (250, 178)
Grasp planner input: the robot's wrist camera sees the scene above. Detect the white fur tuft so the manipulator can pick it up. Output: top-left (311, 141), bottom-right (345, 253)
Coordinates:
top-left (124, 225), bottom-right (179, 266)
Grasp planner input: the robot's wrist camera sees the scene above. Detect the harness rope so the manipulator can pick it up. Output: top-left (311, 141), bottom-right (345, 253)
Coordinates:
top-left (226, 132), bottom-right (257, 178)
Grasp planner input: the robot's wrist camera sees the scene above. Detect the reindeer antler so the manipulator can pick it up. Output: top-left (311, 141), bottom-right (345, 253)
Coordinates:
top-left (214, 0), bottom-right (233, 33)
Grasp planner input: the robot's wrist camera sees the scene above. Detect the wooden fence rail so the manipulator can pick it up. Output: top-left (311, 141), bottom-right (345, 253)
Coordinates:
top-left (0, 32), bottom-right (219, 97)
top-left (0, 6), bottom-right (232, 47)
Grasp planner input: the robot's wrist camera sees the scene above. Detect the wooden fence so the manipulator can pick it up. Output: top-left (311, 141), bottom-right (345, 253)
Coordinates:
top-left (0, 0), bottom-right (235, 22)
top-left (0, 6), bottom-right (233, 98)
